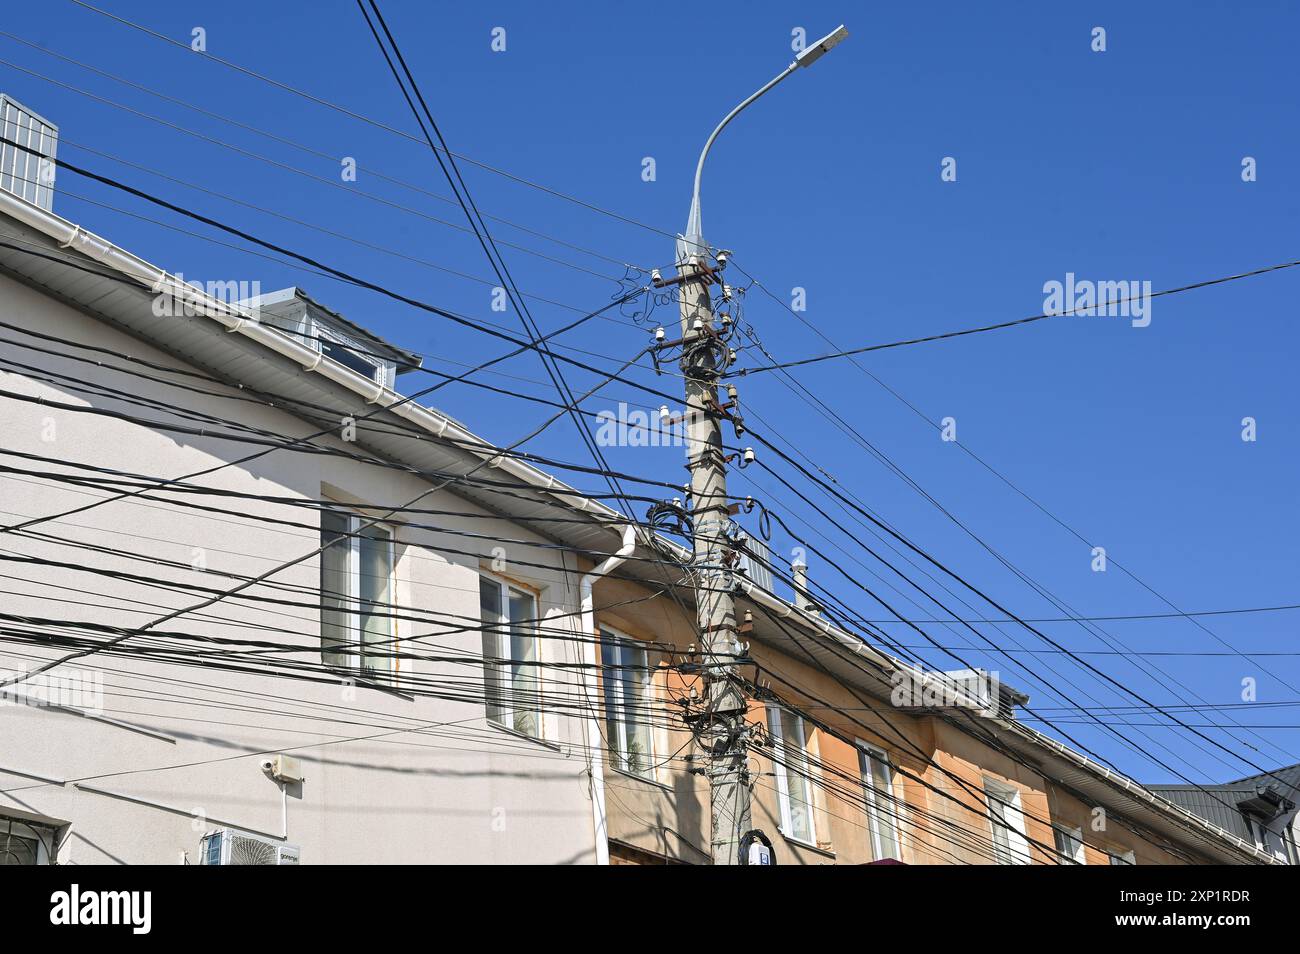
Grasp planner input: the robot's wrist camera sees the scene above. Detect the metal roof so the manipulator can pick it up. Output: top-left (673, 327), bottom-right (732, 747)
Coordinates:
top-left (1148, 763), bottom-right (1300, 839)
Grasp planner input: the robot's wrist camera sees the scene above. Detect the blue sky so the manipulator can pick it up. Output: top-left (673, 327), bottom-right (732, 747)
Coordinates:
top-left (3, 1), bottom-right (1298, 785)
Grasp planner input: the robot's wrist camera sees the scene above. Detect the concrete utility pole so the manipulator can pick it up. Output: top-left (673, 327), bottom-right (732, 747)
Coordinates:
top-left (676, 245), bottom-right (751, 865)
top-left (670, 25), bottom-right (848, 865)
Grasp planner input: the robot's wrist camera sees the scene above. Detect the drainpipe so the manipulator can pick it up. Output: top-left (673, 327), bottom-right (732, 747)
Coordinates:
top-left (579, 524), bottom-right (637, 865)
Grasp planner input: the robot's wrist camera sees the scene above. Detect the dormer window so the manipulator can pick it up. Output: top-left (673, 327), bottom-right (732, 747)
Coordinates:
top-left (244, 287), bottom-right (419, 391)
top-left (317, 325), bottom-right (384, 384)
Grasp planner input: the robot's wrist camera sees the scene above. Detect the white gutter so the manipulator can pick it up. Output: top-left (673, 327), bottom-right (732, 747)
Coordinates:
top-left (579, 523), bottom-right (636, 865)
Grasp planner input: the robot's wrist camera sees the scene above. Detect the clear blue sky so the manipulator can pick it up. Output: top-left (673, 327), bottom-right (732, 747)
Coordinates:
top-left (4, 1), bottom-right (1297, 786)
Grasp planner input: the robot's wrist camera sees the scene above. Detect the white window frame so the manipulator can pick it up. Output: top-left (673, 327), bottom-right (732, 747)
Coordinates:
top-left (1053, 824), bottom-right (1086, 865)
top-left (599, 626), bottom-right (655, 779)
top-left (983, 777), bottom-right (1030, 865)
top-left (320, 509), bottom-right (396, 677)
top-left (767, 705), bottom-right (818, 846)
top-left (479, 572), bottom-right (543, 739)
top-left (857, 741), bottom-right (901, 862)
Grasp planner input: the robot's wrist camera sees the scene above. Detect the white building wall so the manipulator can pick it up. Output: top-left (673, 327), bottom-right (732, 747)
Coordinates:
top-left (0, 272), bottom-right (597, 864)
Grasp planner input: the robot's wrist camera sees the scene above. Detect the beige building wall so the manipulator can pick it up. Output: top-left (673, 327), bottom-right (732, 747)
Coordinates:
top-left (590, 574), bottom-right (1213, 866)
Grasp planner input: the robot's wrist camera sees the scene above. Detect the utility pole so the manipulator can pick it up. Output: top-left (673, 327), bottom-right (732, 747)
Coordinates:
top-left (676, 242), bottom-right (750, 866)
top-left (665, 25), bottom-right (848, 865)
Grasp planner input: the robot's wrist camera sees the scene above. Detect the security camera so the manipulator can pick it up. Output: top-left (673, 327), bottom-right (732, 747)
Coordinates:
top-left (260, 759), bottom-right (275, 774)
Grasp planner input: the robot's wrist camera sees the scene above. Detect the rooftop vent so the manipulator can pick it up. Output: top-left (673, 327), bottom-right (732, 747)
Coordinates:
top-left (0, 95), bottom-right (57, 211)
top-left (939, 668), bottom-right (1030, 719)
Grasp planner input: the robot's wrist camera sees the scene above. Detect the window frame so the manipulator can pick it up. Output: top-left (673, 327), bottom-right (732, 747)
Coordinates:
top-left (1109, 848), bottom-right (1136, 866)
top-left (1053, 824), bottom-right (1086, 865)
top-left (767, 704), bottom-right (818, 846)
top-left (857, 740), bottom-right (901, 862)
top-left (599, 626), bottom-right (655, 779)
top-left (479, 572), bottom-right (543, 739)
top-left (319, 508), bottom-right (396, 678)
top-left (0, 815), bottom-right (55, 865)
top-left (983, 776), bottom-right (1031, 865)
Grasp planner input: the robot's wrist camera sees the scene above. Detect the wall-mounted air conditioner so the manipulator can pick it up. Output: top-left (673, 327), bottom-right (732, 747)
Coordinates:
top-left (200, 828), bottom-right (300, 865)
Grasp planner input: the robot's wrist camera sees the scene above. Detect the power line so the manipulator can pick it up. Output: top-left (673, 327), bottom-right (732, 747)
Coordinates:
top-left (729, 257), bottom-right (1300, 768)
top-left (741, 431), bottom-right (1300, 793)
top-left (0, 136), bottom-right (686, 406)
top-left (63, 0), bottom-right (681, 243)
top-left (0, 26), bottom-right (648, 273)
top-left (735, 257), bottom-right (1300, 374)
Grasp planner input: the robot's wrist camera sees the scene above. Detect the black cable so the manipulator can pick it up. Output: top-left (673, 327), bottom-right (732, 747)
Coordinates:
top-left (742, 431), bottom-right (1300, 795)
top-left (736, 258), bottom-right (1300, 374)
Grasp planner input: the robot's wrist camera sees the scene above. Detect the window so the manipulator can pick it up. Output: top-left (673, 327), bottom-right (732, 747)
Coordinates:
top-left (600, 629), bottom-right (653, 777)
top-left (983, 778), bottom-right (1030, 865)
top-left (768, 706), bottom-right (817, 845)
top-left (0, 816), bottom-right (54, 865)
top-left (317, 324), bottom-right (382, 384)
top-left (1053, 824), bottom-right (1086, 865)
top-left (858, 743), bottom-right (900, 861)
top-left (320, 509), bottom-right (394, 675)
top-left (1109, 849), bottom-right (1136, 866)
top-left (480, 575), bottom-right (541, 737)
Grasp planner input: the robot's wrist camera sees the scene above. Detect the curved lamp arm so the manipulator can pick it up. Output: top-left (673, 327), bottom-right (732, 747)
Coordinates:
top-left (680, 25), bottom-right (848, 261)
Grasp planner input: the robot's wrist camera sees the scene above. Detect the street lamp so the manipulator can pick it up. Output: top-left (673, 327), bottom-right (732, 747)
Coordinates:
top-left (679, 24), bottom-right (849, 262)
top-left (671, 24), bottom-right (848, 865)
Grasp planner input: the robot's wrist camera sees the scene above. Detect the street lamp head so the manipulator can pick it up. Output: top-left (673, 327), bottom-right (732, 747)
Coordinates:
top-left (795, 24), bottom-right (849, 69)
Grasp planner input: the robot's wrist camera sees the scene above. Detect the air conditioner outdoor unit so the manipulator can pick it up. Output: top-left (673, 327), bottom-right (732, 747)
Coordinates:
top-left (200, 828), bottom-right (300, 866)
